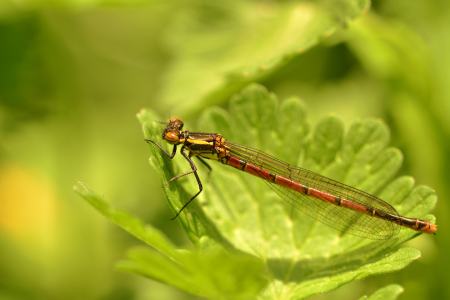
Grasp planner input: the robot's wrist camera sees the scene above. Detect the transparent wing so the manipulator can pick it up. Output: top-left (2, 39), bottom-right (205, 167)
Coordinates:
top-left (226, 141), bottom-right (401, 240)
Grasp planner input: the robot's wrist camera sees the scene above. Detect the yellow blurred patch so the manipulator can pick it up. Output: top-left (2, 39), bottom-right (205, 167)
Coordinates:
top-left (0, 163), bottom-right (57, 245)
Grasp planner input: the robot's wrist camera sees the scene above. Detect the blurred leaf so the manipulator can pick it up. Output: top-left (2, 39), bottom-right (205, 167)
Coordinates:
top-left (74, 182), bottom-right (179, 260)
top-left (74, 182), bottom-right (268, 299)
top-left (139, 83), bottom-right (436, 299)
top-left (343, 13), bottom-right (429, 95)
top-left (161, 0), bottom-right (370, 116)
top-left (358, 284), bottom-right (404, 300)
top-left (117, 247), bottom-right (268, 299)
top-left (0, 11), bottom-right (53, 131)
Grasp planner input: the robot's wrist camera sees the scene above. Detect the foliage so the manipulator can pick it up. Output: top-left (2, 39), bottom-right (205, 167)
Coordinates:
top-left (160, 0), bottom-right (371, 117)
top-left (1, 0), bottom-right (446, 299)
top-left (76, 84), bottom-right (436, 299)
top-left (359, 284), bottom-right (403, 300)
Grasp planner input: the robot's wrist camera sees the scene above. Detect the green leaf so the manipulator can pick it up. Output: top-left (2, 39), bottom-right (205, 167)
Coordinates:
top-left (139, 83), bottom-right (437, 299)
top-left (74, 182), bottom-right (179, 260)
top-left (358, 284), bottom-right (404, 300)
top-left (162, 0), bottom-right (371, 116)
top-left (74, 182), bottom-right (268, 299)
top-left (117, 246), bottom-right (268, 299)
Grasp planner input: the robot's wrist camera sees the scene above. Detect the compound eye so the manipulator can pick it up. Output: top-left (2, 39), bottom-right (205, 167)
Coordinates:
top-left (165, 132), bottom-right (180, 144)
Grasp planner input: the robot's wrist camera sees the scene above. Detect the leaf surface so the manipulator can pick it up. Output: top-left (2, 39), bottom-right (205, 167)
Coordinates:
top-left (74, 182), bottom-right (268, 299)
top-left (161, 0), bottom-right (371, 116)
top-left (138, 84), bottom-right (436, 299)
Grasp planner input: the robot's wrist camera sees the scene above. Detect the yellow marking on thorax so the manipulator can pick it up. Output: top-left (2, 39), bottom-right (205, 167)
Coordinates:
top-left (186, 139), bottom-right (213, 146)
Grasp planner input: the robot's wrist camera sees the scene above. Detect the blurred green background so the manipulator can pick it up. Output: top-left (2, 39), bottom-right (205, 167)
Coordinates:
top-left (0, 0), bottom-right (448, 299)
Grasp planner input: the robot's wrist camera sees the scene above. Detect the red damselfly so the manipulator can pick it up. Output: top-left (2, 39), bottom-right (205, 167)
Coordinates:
top-left (146, 118), bottom-right (437, 240)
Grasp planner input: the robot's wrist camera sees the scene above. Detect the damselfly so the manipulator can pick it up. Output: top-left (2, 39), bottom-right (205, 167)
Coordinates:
top-left (146, 118), bottom-right (437, 240)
